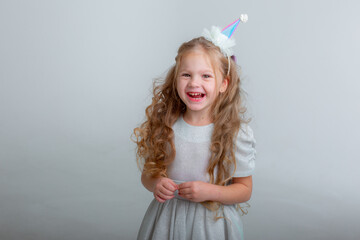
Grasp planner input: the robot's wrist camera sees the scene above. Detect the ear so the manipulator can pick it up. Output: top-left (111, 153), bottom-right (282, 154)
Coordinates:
top-left (219, 76), bottom-right (229, 93)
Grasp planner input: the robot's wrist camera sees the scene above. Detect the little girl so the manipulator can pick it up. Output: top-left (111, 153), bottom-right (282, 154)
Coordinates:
top-left (133, 16), bottom-right (256, 240)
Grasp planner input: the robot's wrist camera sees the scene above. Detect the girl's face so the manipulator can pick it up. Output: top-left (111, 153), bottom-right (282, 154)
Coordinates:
top-left (176, 49), bottom-right (228, 121)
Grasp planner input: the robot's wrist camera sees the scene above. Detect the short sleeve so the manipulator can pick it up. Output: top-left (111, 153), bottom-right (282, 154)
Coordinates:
top-left (232, 124), bottom-right (256, 177)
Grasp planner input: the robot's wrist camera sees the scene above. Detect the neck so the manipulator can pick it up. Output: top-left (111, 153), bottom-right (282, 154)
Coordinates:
top-left (183, 111), bottom-right (212, 126)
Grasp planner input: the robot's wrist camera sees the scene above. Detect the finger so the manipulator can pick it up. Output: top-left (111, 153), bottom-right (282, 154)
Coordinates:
top-left (159, 187), bottom-right (175, 196)
top-left (156, 197), bottom-right (165, 203)
top-left (165, 181), bottom-right (178, 191)
top-left (157, 194), bottom-right (174, 202)
top-left (157, 191), bottom-right (175, 200)
top-left (178, 183), bottom-right (191, 190)
top-left (154, 193), bottom-right (166, 203)
top-left (171, 180), bottom-right (179, 190)
top-left (178, 188), bottom-right (192, 195)
top-left (178, 192), bottom-right (192, 200)
top-left (156, 192), bottom-right (174, 202)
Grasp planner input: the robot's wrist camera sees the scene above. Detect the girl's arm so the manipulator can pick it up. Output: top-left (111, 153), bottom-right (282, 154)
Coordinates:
top-left (211, 176), bottom-right (252, 204)
top-left (178, 176), bottom-right (252, 204)
top-left (141, 173), bottom-right (160, 192)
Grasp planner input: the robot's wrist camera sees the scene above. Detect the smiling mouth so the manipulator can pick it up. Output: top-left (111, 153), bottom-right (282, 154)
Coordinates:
top-left (187, 92), bottom-right (205, 99)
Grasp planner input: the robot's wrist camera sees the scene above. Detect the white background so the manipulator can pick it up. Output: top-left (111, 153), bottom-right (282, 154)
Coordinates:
top-left (0, 0), bottom-right (359, 239)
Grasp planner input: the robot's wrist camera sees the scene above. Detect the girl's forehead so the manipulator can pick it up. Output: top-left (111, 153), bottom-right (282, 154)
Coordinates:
top-left (179, 49), bottom-right (219, 71)
top-left (182, 48), bottom-right (209, 59)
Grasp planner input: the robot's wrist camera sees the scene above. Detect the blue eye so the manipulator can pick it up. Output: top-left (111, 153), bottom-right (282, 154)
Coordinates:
top-left (182, 73), bottom-right (190, 77)
top-left (203, 74), bottom-right (211, 78)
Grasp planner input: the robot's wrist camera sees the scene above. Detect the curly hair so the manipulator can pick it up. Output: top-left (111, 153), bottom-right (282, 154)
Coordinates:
top-left (133, 36), bottom-right (250, 213)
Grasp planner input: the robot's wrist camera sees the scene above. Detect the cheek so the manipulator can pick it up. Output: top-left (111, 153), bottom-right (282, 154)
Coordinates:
top-left (175, 81), bottom-right (184, 99)
top-left (176, 79), bottom-right (185, 93)
top-left (205, 81), bottom-right (219, 94)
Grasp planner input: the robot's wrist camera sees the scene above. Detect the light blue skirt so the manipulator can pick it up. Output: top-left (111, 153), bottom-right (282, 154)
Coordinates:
top-left (137, 193), bottom-right (246, 240)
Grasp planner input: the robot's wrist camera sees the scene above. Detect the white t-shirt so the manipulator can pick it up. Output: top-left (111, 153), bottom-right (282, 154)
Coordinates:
top-left (167, 116), bottom-right (256, 182)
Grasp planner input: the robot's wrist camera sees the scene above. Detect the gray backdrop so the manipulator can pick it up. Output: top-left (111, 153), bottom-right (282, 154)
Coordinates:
top-left (0, 0), bottom-right (359, 239)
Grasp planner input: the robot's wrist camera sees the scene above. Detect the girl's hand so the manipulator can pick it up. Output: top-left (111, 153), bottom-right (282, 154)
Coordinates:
top-left (153, 177), bottom-right (178, 203)
top-left (178, 181), bottom-right (213, 202)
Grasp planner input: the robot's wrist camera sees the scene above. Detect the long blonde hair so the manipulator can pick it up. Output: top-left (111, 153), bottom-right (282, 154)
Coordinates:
top-left (133, 36), bottom-right (250, 212)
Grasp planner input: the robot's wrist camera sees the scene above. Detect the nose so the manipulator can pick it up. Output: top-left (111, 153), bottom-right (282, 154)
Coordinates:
top-left (188, 74), bottom-right (201, 87)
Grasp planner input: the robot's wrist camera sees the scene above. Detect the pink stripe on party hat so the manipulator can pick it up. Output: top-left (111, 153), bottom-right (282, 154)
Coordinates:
top-left (221, 14), bottom-right (248, 39)
top-left (222, 18), bottom-right (241, 38)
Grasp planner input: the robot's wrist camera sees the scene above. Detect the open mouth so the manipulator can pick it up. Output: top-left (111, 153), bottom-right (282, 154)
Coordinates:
top-left (187, 92), bottom-right (205, 101)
